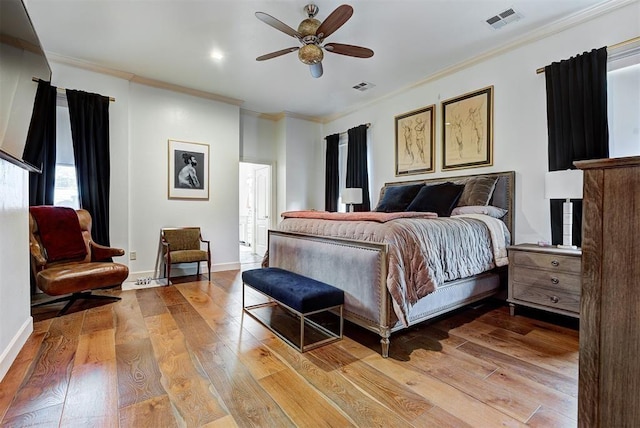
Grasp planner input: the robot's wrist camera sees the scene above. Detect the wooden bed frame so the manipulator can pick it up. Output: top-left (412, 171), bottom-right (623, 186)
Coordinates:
top-left (267, 171), bottom-right (515, 357)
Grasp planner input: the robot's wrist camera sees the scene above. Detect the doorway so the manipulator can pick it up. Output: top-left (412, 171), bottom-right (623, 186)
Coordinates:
top-left (239, 161), bottom-right (273, 264)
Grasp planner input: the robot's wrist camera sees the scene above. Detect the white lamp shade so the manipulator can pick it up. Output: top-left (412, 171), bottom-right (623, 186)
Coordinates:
top-left (341, 188), bottom-right (363, 204)
top-left (544, 169), bottom-right (583, 199)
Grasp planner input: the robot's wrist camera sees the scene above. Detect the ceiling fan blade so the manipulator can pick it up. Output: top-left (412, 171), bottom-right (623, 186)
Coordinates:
top-left (255, 12), bottom-right (301, 39)
top-left (256, 47), bottom-right (299, 61)
top-left (316, 5), bottom-right (353, 40)
top-left (324, 43), bottom-right (374, 58)
top-left (310, 62), bottom-right (323, 78)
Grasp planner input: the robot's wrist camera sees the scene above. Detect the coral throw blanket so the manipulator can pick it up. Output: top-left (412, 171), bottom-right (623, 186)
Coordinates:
top-left (281, 210), bottom-right (438, 222)
top-left (30, 206), bottom-right (87, 262)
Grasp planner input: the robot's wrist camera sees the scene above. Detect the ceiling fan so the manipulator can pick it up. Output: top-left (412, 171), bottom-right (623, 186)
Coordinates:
top-left (255, 3), bottom-right (374, 78)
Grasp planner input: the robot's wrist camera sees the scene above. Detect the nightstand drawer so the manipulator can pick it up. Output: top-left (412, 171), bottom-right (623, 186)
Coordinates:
top-left (512, 266), bottom-right (581, 293)
top-left (512, 282), bottom-right (580, 313)
top-left (512, 251), bottom-right (581, 274)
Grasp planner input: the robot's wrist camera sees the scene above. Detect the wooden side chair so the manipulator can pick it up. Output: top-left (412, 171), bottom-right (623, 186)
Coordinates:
top-left (161, 227), bottom-right (211, 282)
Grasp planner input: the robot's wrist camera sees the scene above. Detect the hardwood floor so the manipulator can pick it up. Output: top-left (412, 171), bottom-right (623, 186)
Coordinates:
top-left (1, 268), bottom-right (579, 427)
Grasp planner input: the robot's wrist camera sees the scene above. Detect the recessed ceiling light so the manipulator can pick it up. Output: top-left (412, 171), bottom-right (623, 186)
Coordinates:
top-left (210, 50), bottom-right (225, 61)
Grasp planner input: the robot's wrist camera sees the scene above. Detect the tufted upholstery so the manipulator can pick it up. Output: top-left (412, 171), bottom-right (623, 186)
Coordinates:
top-left (29, 208), bottom-right (128, 315)
top-left (161, 227), bottom-right (210, 282)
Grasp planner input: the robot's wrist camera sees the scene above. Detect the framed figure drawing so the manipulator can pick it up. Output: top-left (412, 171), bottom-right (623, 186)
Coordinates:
top-left (442, 86), bottom-right (493, 171)
top-left (395, 105), bottom-right (435, 176)
top-left (168, 139), bottom-right (209, 200)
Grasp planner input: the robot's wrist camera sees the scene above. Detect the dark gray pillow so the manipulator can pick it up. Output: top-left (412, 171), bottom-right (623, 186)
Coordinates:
top-left (406, 182), bottom-right (465, 217)
top-left (457, 176), bottom-right (498, 207)
top-left (376, 184), bottom-right (424, 212)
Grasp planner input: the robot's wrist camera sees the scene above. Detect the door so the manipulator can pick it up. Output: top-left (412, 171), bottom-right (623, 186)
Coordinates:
top-left (254, 165), bottom-right (271, 256)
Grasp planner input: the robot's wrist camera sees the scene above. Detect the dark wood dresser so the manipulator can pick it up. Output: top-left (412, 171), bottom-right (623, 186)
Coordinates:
top-left (575, 156), bottom-right (640, 427)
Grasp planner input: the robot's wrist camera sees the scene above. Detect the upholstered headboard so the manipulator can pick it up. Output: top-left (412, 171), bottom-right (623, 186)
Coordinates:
top-left (378, 171), bottom-right (515, 243)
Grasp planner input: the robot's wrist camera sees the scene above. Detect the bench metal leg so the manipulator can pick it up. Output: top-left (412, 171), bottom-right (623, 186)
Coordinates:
top-left (243, 282), bottom-right (343, 353)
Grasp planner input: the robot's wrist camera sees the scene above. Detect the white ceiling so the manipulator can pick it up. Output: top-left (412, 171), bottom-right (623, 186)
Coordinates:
top-left (25, 0), bottom-right (614, 120)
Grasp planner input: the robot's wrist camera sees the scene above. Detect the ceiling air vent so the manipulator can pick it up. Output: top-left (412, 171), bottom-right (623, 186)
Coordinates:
top-left (486, 7), bottom-right (522, 30)
top-left (352, 81), bottom-right (376, 92)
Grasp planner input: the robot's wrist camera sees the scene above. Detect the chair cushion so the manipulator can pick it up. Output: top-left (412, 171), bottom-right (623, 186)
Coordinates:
top-left (30, 206), bottom-right (87, 262)
top-left (242, 267), bottom-right (344, 313)
top-left (165, 249), bottom-right (208, 264)
top-left (37, 262), bottom-right (129, 295)
top-left (163, 228), bottom-right (201, 251)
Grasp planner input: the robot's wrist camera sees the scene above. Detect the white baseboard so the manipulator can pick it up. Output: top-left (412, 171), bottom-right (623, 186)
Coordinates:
top-left (213, 262), bottom-right (241, 272)
top-left (127, 261), bottom-right (241, 282)
top-left (0, 316), bottom-right (33, 382)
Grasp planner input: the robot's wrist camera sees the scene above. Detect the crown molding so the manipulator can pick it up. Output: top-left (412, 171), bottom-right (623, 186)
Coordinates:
top-left (130, 76), bottom-right (243, 106)
top-left (46, 52), bottom-right (244, 106)
top-left (240, 109), bottom-right (323, 123)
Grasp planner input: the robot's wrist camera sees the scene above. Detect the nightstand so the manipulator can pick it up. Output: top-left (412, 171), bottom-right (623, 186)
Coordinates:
top-left (507, 243), bottom-right (581, 318)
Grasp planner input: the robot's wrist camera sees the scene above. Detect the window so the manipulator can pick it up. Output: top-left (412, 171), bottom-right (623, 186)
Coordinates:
top-left (607, 40), bottom-right (640, 157)
top-left (54, 99), bottom-right (79, 209)
top-left (337, 134), bottom-right (348, 212)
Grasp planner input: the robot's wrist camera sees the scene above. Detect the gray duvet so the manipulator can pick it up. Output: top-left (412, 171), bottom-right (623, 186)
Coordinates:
top-left (276, 215), bottom-right (510, 325)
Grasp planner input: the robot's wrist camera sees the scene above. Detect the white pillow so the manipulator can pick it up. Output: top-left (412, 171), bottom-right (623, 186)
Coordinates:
top-left (451, 205), bottom-right (507, 218)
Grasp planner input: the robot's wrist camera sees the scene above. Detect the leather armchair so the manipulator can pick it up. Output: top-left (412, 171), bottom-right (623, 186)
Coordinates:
top-left (161, 227), bottom-right (211, 282)
top-left (29, 208), bottom-right (129, 315)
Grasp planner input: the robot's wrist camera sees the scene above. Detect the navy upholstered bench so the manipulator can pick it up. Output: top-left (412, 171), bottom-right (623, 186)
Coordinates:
top-left (242, 267), bottom-right (344, 352)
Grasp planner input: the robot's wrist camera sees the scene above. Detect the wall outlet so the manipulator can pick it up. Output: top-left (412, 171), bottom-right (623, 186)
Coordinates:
top-left (130, 251), bottom-right (137, 260)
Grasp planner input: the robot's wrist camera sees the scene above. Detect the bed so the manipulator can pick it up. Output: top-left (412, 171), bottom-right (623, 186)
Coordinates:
top-left (266, 171), bottom-right (515, 357)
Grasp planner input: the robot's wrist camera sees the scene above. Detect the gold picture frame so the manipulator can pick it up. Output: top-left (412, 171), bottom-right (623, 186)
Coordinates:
top-left (168, 139), bottom-right (209, 200)
top-left (395, 105), bottom-right (435, 176)
top-left (442, 86), bottom-right (493, 171)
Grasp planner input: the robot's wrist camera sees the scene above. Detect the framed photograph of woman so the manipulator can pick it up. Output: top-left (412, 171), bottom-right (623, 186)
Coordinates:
top-left (442, 86), bottom-right (493, 171)
top-left (168, 139), bottom-right (209, 200)
top-left (395, 105), bottom-right (435, 176)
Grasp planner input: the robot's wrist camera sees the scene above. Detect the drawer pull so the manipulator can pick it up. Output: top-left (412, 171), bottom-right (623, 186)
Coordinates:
top-left (551, 277), bottom-right (559, 285)
top-left (550, 296), bottom-right (559, 303)
top-left (551, 260), bottom-right (560, 267)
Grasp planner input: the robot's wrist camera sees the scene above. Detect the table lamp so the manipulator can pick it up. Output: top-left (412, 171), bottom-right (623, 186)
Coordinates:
top-left (544, 169), bottom-right (583, 249)
top-left (342, 188), bottom-right (362, 212)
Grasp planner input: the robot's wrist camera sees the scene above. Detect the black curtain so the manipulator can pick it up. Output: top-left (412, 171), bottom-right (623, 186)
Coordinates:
top-left (66, 89), bottom-right (112, 246)
top-left (324, 133), bottom-right (340, 212)
top-left (22, 81), bottom-right (57, 206)
top-left (346, 124), bottom-right (371, 212)
top-left (545, 47), bottom-right (609, 247)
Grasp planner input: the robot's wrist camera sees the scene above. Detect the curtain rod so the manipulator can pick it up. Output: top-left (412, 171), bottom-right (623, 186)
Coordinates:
top-left (535, 36), bottom-right (640, 74)
top-left (32, 77), bottom-right (116, 102)
top-left (325, 123), bottom-right (371, 139)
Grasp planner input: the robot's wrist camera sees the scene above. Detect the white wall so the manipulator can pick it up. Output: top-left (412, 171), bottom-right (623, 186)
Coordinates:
top-left (50, 63), bottom-right (242, 278)
top-left (240, 112), bottom-right (278, 163)
top-left (129, 83), bottom-right (240, 274)
top-left (283, 117), bottom-right (323, 211)
top-left (323, 2), bottom-right (640, 244)
top-left (0, 159), bottom-right (32, 381)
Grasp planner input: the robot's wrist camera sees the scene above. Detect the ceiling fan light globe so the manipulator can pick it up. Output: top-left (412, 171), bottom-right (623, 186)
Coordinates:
top-left (298, 44), bottom-right (323, 65)
top-left (297, 18), bottom-right (321, 37)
